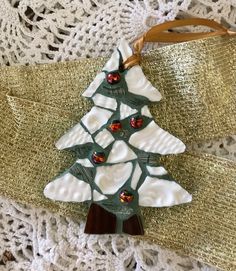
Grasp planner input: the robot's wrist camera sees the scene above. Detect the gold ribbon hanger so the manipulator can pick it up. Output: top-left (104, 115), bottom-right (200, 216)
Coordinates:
top-left (0, 18), bottom-right (236, 270)
top-left (124, 18), bottom-right (236, 68)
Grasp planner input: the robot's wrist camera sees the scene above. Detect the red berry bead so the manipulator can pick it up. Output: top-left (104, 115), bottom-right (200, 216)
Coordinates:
top-left (106, 72), bottom-right (121, 84)
top-left (130, 116), bottom-right (143, 129)
top-left (92, 152), bottom-right (106, 164)
top-left (109, 120), bottom-right (122, 132)
top-left (119, 190), bottom-right (134, 203)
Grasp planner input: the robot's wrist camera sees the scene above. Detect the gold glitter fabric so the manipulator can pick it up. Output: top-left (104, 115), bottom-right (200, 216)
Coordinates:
top-left (0, 36), bottom-right (235, 270)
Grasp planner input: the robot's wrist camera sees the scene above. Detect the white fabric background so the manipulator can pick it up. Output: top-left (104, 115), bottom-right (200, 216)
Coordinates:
top-left (0, 0), bottom-right (235, 270)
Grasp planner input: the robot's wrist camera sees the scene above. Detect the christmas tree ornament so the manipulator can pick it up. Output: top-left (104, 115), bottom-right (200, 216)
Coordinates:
top-left (43, 18), bottom-right (236, 235)
top-left (43, 38), bottom-right (192, 235)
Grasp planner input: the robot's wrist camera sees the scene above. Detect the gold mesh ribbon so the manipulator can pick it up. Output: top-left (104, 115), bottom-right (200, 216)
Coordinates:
top-left (0, 35), bottom-right (236, 270)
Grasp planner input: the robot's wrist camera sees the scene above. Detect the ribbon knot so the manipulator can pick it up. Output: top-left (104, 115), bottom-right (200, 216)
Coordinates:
top-left (123, 53), bottom-right (141, 69)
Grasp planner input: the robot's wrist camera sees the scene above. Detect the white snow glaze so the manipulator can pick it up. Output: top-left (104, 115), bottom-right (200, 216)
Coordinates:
top-left (82, 72), bottom-right (105, 97)
top-left (44, 173), bottom-right (91, 202)
top-left (102, 49), bottom-right (120, 71)
top-left (95, 129), bottom-right (114, 148)
top-left (130, 163), bottom-right (142, 190)
top-left (102, 39), bottom-right (133, 71)
top-left (81, 106), bottom-right (113, 134)
top-left (141, 106), bottom-right (152, 118)
top-left (120, 102), bottom-right (138, 120)
top-left (138, 176), bottom-right (192, 207)
top-left (95, 163), bottom-right (132, 194)
top-left (125, 66), bottom-right (162, 102)
top-left (55, 123), bottom-right (93, 150)
top-left (117, 39), bottom-right (133, 62)
top-left (107, 140), bottom-right (137, 163)
top-left (129, 121), bottom-right (186, 155)
top-left (92, 94), bottom-right (117, 110)
top-left (93, 190), bottom-right (108, 201)
top-left (146, 166), bottom-right (168, 176)
top-left (75, 159), bottom-right (93, 167)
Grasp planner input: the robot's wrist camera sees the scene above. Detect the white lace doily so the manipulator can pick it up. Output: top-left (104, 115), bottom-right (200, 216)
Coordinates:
top-left (0, 0), bottom-right (236, 270)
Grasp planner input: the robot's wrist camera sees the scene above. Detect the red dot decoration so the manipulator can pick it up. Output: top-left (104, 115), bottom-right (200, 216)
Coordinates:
top-left (119, 190), bottom-right (134, 203)
top-left (106, 72), bottom-right (121, 84)
top-left (92, 152), bottom-right (106, 164)
top-left (109, 120), bottom-right (122, 132)
top-left (130, 116), bottom-right (143, 129)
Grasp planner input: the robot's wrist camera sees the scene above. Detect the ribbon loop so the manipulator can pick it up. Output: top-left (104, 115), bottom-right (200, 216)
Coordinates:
top-left (124, 18), bottom-right (236, 69)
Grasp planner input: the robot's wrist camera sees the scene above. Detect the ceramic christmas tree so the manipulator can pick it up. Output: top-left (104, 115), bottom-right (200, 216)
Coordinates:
top-left (44, 40), bottom-right (192, 235)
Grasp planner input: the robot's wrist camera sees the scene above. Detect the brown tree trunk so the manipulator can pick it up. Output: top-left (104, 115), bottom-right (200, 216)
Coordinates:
top-left (123, 215), bottom-right (144, 235)
top-left (84, 203), bottom-right (117, 234)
